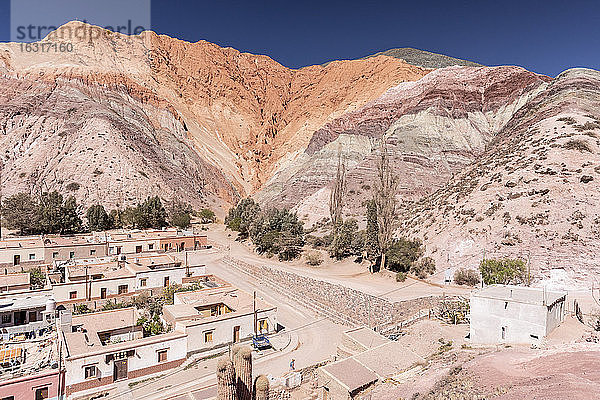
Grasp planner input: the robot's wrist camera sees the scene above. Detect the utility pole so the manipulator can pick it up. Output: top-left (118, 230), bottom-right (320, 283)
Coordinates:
top-left (253, 291), bottom-right (257, 337)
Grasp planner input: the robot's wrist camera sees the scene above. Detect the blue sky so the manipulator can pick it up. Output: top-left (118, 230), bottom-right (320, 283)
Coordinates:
top-left (0, 0), bottom-right (599, 77)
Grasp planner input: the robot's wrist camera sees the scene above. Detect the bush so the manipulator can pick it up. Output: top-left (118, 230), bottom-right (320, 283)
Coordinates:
top-left (396, 272), bottom-right (407, 282)
top-left (454, 268), bottom-right (480, 286)
top-left (305, 251), bottom-right (323, 266)
top-left (73, 304), bottom-right (92, 315)
top-left (198, 208), bottom-right (216, 224)
top-left (411, 256), bottom-right (436, 279)
top-left (29, 267), bottom-right (46, 288)
top-left (479, 258), bottom-right (527, 285)
top-left (386, 237), bottom-right (424, 272)
top-left (588, 310), bottom-right (600, 332)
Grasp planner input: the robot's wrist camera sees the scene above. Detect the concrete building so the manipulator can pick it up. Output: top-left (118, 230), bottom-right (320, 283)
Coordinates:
top-left (0, 291), bottom-right (56, 337)
top-left (60, 308), bottom-right (187, 396)
top-left (0, 273), bottom-right (31, 293)
top-left (0, 229), bottom-right (208, 271)
top-left (49, 253), bottom-right (206, 303)
top-left (470, 284), bottom-right (567, 345)
top-left (0, 237), bottom-right (45, 271)
top-left (164, 287), bottom-right (278, 354)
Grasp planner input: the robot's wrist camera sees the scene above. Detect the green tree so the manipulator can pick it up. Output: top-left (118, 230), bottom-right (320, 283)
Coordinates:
top-left (329, 219), bottom-right (363, 260)
top-left (109, 208), bottom-right (123, 229)
top-left (87, 204), bottom-right (111, 232)
top-left (37, 192), bottom-right (82, 234)
top-left (250, 208), bottom-right (304, 260)
top-left (37, 191), bottom-right (64, 234)
top-left (198, 208), bottom-right (216, 224)
top-left (167, 199), bottom-right (192, 229)
top-left (61, 196), bottom-right (83, 234)
top-left (2, 193), bottom-right (39, 235)
top-left (137, 196), bottom-right (167, 229)
top-left (410, 256), bottom-right (436, 279)
top-left (121, 206), bottom-right (140, 228)
top-left (225, 198), bottom-right (261, 239)
top-left (385, 237), bottom-right (424, 273)
top-left (479, 258), bottom-right (527, 285)
top-left (364, 199), bottom-right (380, 262)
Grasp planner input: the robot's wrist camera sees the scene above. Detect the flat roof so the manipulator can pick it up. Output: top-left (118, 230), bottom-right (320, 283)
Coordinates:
top-left (0, 292), bottom-right (52, 312)
top-left (0, 237), bottom-right (44, 250)
top-left (344, 327), bottom-right (389, 350)
top-left (353, 341), bottom-right (424, 378)
top-left (64, 253), bottom-right (181, 280)
top-left (321, 357), bottom-right (378, 393)
top-left (472, 284), bottom-right (566, 306)
top-left (165, 287), bottom-right (274, 325)
top-left (0, 273), bottom-right (30, 287)
top-left (64, 308), bottom-right (140, 355)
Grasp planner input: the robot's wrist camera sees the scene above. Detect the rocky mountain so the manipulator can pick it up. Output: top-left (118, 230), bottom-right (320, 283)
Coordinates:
top-left (2, 22), bottom-right (600, 283)
top-left (0, 22), bottom-right (428, 211)
top-left (257, 66), bottom-right (550, 226)
top-left (365, 47), bottom-right (482, 69)
top-left (401, 68), bottom-right (600, 286)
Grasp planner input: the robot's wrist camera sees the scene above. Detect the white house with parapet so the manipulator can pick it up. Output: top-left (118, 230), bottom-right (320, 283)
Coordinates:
top-left (470, 284), bottom-right (567, 345)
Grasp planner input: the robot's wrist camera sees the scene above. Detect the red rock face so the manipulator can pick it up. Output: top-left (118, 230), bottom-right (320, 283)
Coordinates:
top-left (259, 66), bottom-right (550, 220)
top-left (306, 66), bottom-right (551, 155)
top-left (0, 22), bottom-right (429, 209)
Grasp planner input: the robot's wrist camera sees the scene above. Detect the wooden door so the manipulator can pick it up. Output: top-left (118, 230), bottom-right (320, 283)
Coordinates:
top-left (233, 326), bottom-right (240, 342)
top-left (113, 359), bottom-right (128, 381)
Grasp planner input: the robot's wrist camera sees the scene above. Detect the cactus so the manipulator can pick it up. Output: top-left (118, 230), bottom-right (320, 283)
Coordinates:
top-left (217, 356), bottom-right (237, 400)
top-left (253, 375), bottom-right (269, 400)
top-left (235, 346), bottom-right (253, 400)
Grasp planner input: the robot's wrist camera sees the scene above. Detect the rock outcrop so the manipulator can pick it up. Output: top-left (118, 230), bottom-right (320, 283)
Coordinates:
top-left (402, 68), bottom-right (600, 285)
top-left (0, 21), bottom-right (428, 210)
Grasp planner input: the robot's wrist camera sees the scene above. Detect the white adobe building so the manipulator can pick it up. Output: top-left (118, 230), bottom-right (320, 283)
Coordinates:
top-left (470, 284), bottom-right (567, 345)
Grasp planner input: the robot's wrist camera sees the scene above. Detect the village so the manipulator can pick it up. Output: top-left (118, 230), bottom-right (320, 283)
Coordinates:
top-left (0, 218), bottom-right (597, 400)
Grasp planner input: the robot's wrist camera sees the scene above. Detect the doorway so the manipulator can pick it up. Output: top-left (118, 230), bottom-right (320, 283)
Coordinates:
top-left (113, 359), bottom-right (128, 381)
top-left (13, 255), bottom-right (20, 266)
top-left (14, 311), bottom-right (26, 326)
top-left (100, 288), bottom-right (107, 299)
top-left (233, 326), bottom-right (240, 343)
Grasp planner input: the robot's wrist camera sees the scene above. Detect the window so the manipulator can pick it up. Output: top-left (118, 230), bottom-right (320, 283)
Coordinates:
top-left (109, 247), bottom-right (115, 255)
top-left (501, 326), bottom-right (506, 340)
top-left (204, 330), bottom-right (214, 343)
top-left (69, 251), bottom-right (75, 259)
top-left (84, 365), bottom-right (97, 379)
top-left (34, 387), bottom-right (48, 400)
top-left (135, 245), bottom-right (142, 253)
top-left (157, 349), bottom-right (168, 363)
top-left (13, 255), bottom-right (20, 266)
top-left (1, 314), bottom-right (11, 324)
top-left (2, 396), bottom-right (15, 400)
top-left (29, 311), bottom-right (38, 322)
top-left (100, 288), bottom-right (107, 299)
top-left (258, 319), bottom-right (269, 333)
top-left (69, 291), bottom-right (77, 299)
top-left (116, 247), bottom-right (122, 255)
top-left (118, 285), bottom-right (128, 294)
top-left (29, 253), bottom-right (36, 260)
top-left (52, 252), bottom-right (59, 259)
top-left (148, 244), bottom-right (154, 250)
top-left (139, 278), bottom-right (147, 287)
top-left (90, 249), bottom-right (96, 256)
top-left (164, 276), bottom-right (170, 287)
